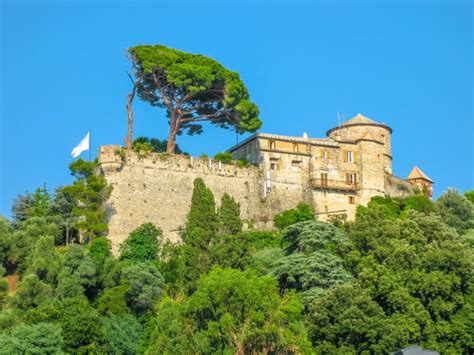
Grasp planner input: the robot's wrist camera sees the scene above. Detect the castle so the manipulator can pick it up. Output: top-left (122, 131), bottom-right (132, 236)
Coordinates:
top-left (99, 113), bottom-right (433, 252)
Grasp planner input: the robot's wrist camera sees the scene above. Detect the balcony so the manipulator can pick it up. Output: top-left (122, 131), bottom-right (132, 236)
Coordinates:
top-left (310, 178), bottom-right (359, 191)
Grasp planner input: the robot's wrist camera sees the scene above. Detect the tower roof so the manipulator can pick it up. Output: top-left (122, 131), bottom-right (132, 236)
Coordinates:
top-left (344, 113), bottom-right (379, 125)
top-left (407, 166), bottom-right (433, 183)
top-left (326, 113), bottom-right (392, 136)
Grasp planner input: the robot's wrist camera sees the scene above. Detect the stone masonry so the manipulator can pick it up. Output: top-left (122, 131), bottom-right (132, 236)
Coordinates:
top-left (99, 113), bottom-right (431, 252)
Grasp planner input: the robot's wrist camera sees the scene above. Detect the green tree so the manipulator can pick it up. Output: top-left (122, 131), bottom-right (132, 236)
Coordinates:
top-left (0, 217), bottom-right (12, 274)
top-left (120, 223), bottom-right (162, 263)
top-left (97, 284), bottom-right (130, 316)
top-left (89, 237), bottom-right (112, 268)
top-left (11, 187), bottom-right (53, 225)
top-left (55, 274), bottom-right (85, 301)
top-left (102, 314), bottom-right (142, 354)
top-left (182, 178), bottom-right (219, 285)
top-left (26, 236), bottom-right (61, 284)
top-left (465, 189), bottom-right (474, 204)
top-left (271, 251), bottom-right (352, 305)
top-left (344, 208), bottom-right (473, 352)
top-left (282, 220), bottom-right (348, 254)
top-left (155, 241), bottom-right (186, 297)
top-left (273, 203), bottom-right (315, 229)
top-left (270, 220), bottom-right (352, 305)
top-left (435, 188), bottom-right (473, 234)
top-left (210, 233), bottom-right (251, 270)
top-left (51, 187), bottom-right (78, 245)
top-left (62, 159), bottom-right (111, 242)
top-left (402, 194), bottom-right (435, 214)
top-left (14, 274), bottom-right (53, 310)
top-left (57, 297), bottom-right (106, 353)
top-left (133, 136), bottom-right (185, 154)
top-left (11, 192), bottom-right (35, 225)
top-left (250, 247), bottom-right (285, 275)
top-left (0, 322), bottom-right (64, 354)
top-left (121, 262), bottom-right (164, 315)
top-left (306, 284), bottom-right (396, 354)
top-left (28, 187), bottom-right (53, 219)
top-left (218, 193), bottom-right (243, 235)
top-left (59, 245), bottom-right (98, 299)
top-left (145, 297), bottom-right (195, 354)
top-left (357, 195), bottom-right (402, 219)
top-left (127, 45), bottom-right (261, 152)
top-left (213, 152), bottom-right (233, 164)
top-left (184, 178), bottom-right (218, 238)
top-left (246, 230), bottom-right (282, 251)
top-left (5, 217), bottom-right (59, 274)
top-left (148, 267), bottom-right (311, 354)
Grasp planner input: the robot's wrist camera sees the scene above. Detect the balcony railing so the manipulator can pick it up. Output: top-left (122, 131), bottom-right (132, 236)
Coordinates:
top-left (310, 178), bottom-right (359, 191)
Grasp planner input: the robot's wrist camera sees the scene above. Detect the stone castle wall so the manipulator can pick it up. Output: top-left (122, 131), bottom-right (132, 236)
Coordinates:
top-left (99, 145), bottom-right (271, 253)
top-left (99, 138), bottom-right (414, 252)
top-left (385, 173), bottom-right (415, 198)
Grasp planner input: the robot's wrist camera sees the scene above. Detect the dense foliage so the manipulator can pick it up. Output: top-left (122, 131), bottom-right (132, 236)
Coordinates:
top-left (1, 177), bottom-right (473, 353)
top-left (273, 202), bottom-right (315, 229)
top-left (133, 136), bottom-right (186, 155)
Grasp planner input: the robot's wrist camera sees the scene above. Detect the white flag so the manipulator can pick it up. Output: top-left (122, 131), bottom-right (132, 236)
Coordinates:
top-left (71, 132), bottom-right (90, 158)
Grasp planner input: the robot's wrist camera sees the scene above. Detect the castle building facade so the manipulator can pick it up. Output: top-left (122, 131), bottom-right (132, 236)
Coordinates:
top-left (99, 113), bottom-right (432, 251)
top-left (229, 113), bottom-right (431, 219)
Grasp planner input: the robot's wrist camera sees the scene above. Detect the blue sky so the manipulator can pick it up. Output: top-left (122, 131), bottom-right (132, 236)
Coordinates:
top-left (1, 0), bottom-right (472, 217)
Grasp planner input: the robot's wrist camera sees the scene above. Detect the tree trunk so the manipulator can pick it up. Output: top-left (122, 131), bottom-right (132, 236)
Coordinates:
top-left (125, 78), bottom-right (140, 150)
top-left (235, 343), bottom-right (245, 355)
top-left (166, 112), bottom-right (179, 153)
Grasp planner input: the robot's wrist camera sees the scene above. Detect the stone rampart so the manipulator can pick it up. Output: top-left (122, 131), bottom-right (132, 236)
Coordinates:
top-left (99, 145), bottom-right (273, 253)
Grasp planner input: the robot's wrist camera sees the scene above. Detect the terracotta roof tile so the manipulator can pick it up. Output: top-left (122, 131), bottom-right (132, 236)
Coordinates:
top-left (407, 166), bottom-right (433, 182)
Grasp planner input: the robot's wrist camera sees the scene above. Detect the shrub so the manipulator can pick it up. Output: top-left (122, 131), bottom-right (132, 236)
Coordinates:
top-left (120, 223), bottom-right (162, 262)
top-left (273, 203), bottom-right (315, 229)
top-left (213, 152), bottom-right (233, 164)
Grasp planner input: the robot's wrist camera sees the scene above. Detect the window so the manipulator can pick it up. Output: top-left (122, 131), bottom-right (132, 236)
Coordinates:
top-left (269, 140), bottom-right (276, 150)
top-left (346, 151), bottom-right (354, 163)
top-left (270, 158), bottom-right (279, 171)
top-left (346, 173), bottom-right (357, 184)
top-left (348, 196), bottom-right (355, 204)
top-left (320, 172), bottom-right (328, 187)
top-left (291, 160), bottom-right (302, 172)
top-left (321, 150), bottom-right (329, 159)
top-left (293, 143), bottom-right (299, 153)
top-left (343, 150), bottom-right (356, 163)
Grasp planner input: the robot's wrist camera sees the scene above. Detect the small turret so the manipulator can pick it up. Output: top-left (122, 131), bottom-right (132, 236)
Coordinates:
top-left (406, 166), bottom-right (434, 198)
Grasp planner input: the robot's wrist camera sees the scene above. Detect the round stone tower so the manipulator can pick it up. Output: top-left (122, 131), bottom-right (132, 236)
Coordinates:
top-left (326, 113), bottom-right (393, 174)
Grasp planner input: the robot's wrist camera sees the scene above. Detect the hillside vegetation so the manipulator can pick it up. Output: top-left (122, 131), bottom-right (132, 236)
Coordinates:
top-left (0, 159), bottom-right (473, 354)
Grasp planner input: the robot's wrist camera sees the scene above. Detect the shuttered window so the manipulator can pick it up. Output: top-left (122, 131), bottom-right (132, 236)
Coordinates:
top-left (346, 173), bottom-right (357, 184)
top-left (321, 173), bottom-right (328, 187)
top-left (344, 150), bottom-right (355, 163)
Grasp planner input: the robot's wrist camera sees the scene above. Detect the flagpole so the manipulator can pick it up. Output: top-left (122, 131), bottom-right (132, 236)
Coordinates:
top-left (89, 129), bottom-right (92, 162)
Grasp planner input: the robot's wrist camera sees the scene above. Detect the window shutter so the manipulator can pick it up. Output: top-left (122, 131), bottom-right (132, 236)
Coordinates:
top-left (354, 152), bottom-right (358, 163)
top-left (327, 150), bottom-right (330, 159)
top-left (343, 150), bottom-right (347, 162)
top-left (320, 150), bottom-right (324, 158)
